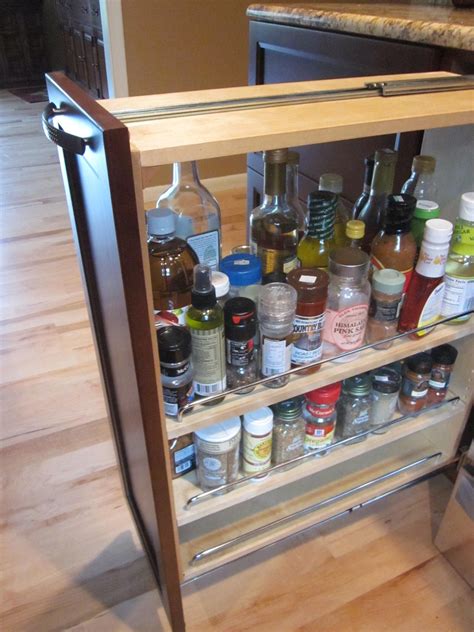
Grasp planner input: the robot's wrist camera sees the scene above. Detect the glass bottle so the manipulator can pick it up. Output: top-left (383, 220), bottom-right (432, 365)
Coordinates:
top-left (249, 148), bottom-right (299, 278)
top-left (441, 192), bottom-right (474, 323)
top-left (352, 155), bottom-right (375, 219)
top-left (271, 397), bottom-right (306, 466)
top-left (156, 161), bottom-right (221, 270)
top-left (358, 149), bottom-right (398, 253)
top-left (398, 353), bottom-right (432, 414)
top-left (186, 265), bottom-right (226, 403)
top-left (220, 253), bottom-right (262, 303)
top-left (157, 325), bottom-right (193, 419)
top-left (303, 382), bottom-right (341, 454)
top-left (336, 375), bottom-right (373, 444)
top-left (427, 344), bottom-right (458, 404)
top-left (319, 172), bottom-right (350, 246)
top-left (401, 155), bottom-right (438, 204)
top-left (224, 296), bottom-right (257, 394)
top-left (287, 150), bottom-right (308, 239)
top-left (411, 201), bottom-right (440, 252)
top-left (370, 367), bottom-right (401, 433)
top-left (147, 208), bottom-right (199, 326)
top-left (366, 268), bottom-right (405, 349)
top-left (345, 219), bottom-right (365, 249)
top-left (297, 191), bottom-right (337, 269)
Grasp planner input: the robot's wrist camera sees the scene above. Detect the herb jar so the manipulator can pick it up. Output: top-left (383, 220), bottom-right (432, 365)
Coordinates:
top-left (398, 353), bottom-right (433, 414)
top-left (242, 407), bottom-right (274, 479)
top-left (220, 253), bottom-right (262, 304)
top-left (370, 367), bottom-right (402, 433)
top-left (271, 397), bottom-right (306, 466)
top-left (336, 374), bottom-right (373, 443)
top-left (304, 382), bottom-right (342, 455)
top-left (366, 268), bottom-right (405, 350)
top-left (224, 297), bottom-right (257, 394)
top-left (157, 325), bottom-right (193, 418)
top-left (194, 417), bottom-right (241, 492)
top-left (427, 344), bottom-right (458, 404)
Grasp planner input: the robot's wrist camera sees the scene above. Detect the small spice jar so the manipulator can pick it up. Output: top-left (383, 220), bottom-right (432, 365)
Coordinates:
top-left (370, 367), bottom-right (402, 433)
top-left (211, 270), bottom-right (230, 308)
top-left (427, 344), bottom-right (458, 404)
top-left (168, 434), bottom-right (196, 478)
top-left (194, 417), bottom-right (241, 492)
top-left (224, 297), bottom-right (257, 394)
top-left (287, 268), bottom-right (329, 374)
top-left (303, 382), bottom-right (342, 455)
top-left (220, 253), bottom-right (262, 303)
top-left (242, 407), bottom-right (274, 478)
top-left (157, 325), bottom-right (193, 418)
top-left (336, 374), bottom-right (373, 443)
top-left (398, 353), bottom-right (433, 414)
top-left (366, 268), bottom-right (405, 349)
top-left (271, 397), bottom-right (306, 465)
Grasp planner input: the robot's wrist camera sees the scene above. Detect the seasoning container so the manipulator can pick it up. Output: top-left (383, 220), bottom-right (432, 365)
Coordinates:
top-left (194, 417), bottom-right (241, 491)
top-left (258, 282), bottom-right (297, 387)
top-left (304, 382), bottom-right (341, 455)
top-left (336, 375), bottom-right (373, 443)
top-left (157, 325), bottom-right (193, 418)
top-left (398, 353), bottom-right (433, 414)
top-left (370, 367), bottom-right (402, 433)
top-left (168, 434), bottom-right (196, 478)
top-left (220, 253), bottom-right (262, 303)
top-left (271, 397), bottom-right (306, 466)
top-left (242, 407), bottom-right (274, 478)
top-left (366, 268), bottom-right (405, 349)
top-left (224, 297), bottom-right (257, 394)
top-left (211, 270), bottom-right (230, 307)
top-left (287, 268), bottom-right (329, 374)
top-left (427, 344), bottom-right (458, 404)
top-left (323, 247), bottom-right (371, 362)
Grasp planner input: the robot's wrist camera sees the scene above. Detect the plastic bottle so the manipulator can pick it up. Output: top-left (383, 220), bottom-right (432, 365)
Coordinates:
top-left (402, 155), bottom-right (438, 204)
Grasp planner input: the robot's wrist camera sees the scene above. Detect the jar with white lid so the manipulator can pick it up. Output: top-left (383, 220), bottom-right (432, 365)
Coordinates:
top-left (211, 270), bottom-right (230, 308)
top-left (242, 407), bottom-right (273, 478)
top-left (194, 417), bottom-right (241, 491)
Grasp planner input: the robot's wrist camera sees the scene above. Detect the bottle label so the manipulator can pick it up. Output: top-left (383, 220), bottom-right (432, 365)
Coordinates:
top-left (441, 275), bottom-right (474, 318)
top-left (161, 360), bottom-right (191, 379)
top-left (415, 244), bottom-right (449, 279)
top-left (257, 247), bottom-right (298, 276)
top-left (190, 326), bottom-right (227, 395)
top-left (401, 376), bottom-right (429, 399)
top-left (154, 307), bottom-right (189, 327)
top-left (416, 282), bottom-right (445, 336)
top-left (291, 313), bottom-right (325, 365)
top-left (173, 443), bottom-right (196, 475)
top-left (305, 403), bottom-right (336, 418)
top-left (226, 338), bottom-right (254, 367)
top-left (283, 255), bottom-right (299, 274)
top-left (243, 432), bottom-right (272, 472)
top-left (429, 365), bottom-right (451, 390)
top-left (261, 337), bottom-right (292, 376)
top-left (452, 224), bottom-right (474, 256)
top-left (163, 380), bottom-right (194, 417)
top-left (187, 230), bottom-right (220, 270)
top-left (323, 304), bottom-right (369, 351)
top-left (369, 295), bottom-right (402, 322)
top-left (370, 255), bottom-right (413, 294)
top-left (305, 421), bottom-right (335, 449)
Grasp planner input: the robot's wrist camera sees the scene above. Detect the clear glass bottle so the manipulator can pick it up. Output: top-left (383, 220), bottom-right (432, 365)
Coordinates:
top-left (224, 297), bottom-right (257, 394)
top-left (156, 161), bottom-right (221, 270)
top-left (336, 375), bottom-right (373, 444)
top-left (271, 397), bottom-right (306, 465)
top-left (287, 150), bottom-right (308, 239)
top-left (345, 219), bottom-right (365, 249)
top-left (303, 382), bottom-right (341, 454)
top-left (401, 155), bottom-right (438, 204)
top-left (297, 191), bottom-right (337, 269)
top-left (352, 155), bottom-right (374, 219)
top-left (427, 344), bottom-right (458, 404)
top-left (366, 268), bottom-right (405, 349)
top-left (370, 367), bottom-right (401, 433)
top-left (398, 353), bottom-right (432, 414)
top-left (319, 172), bottom-right (350, 246)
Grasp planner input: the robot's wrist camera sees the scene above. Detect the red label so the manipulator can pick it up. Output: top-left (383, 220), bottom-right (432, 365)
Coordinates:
top-left (306, 403), bottom-right (336, 418)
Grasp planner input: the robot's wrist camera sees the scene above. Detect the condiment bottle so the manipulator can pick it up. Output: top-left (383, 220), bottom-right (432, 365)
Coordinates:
top-left (352, 155), bottom-right (375, 219)
top-left (186, 264), bottom-right (226, 402)
top-left (345, 219), bottom-right (365, 249)
top-left (194, 417), bottom-right (241, 491)
top-left (323, 247), bottom-right (371, 362)
top-left (157, 325), bottom-right (193, 418)
top-left (271, 397), bottom-right (306, 465)
top-left (224, 297), bottom-right (257, 394)
top-left (370, 367), bottom-right (401, 433)
top-left (411, 201), bottom-right (440, 251)
top-left (287, 150), bottom-right (309, 240)
top-left (319, 173), bottom-right (350, 246)
top-left (366, 268), bottom-right (405, 349)
top-left (287, 268), bottom-right (329, 374)
top-left (242, 407), bottom-right (273, 478)
top-left (303, 382), bottom-right (341, 454)
top-left (258, 282), bottom-right (297, 388)
top-left (401, 155), bottom-right (438, 204)
top-left (398, 353), bottom-right (433, 414)
top-left (220, 253), bottom-right (262, 303)
top-left (398, 219), bottom-right (454, 338)
top-left (370, 193), bottom-right (417, 294)
top-left (211, 270), bottom-right (230, 307)
top-left (297, 191), bottom-right (337, 269)
top-left (427, 344), bottom-right (458, 404)
top-left (336, 375), bottom-right (373, 444)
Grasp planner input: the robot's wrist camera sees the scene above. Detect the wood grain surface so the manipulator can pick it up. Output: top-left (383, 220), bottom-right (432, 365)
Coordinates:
top-left (1, 90), bottom-right (473, 631)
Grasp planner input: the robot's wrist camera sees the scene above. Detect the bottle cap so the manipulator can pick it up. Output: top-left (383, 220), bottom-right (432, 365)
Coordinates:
top-left (422, 218), bottom-right (453, 244)
top-left (220, 254), bottom-right (262, 286)
top-left (406, 352), bottom-right (433, 375)
top-left (263, 148), bottom-right (288, 164)
top-left (328, 247), bottom-right (370, 281)
top-left (343, 374), bottom-right (372, 397)
top-left (371, 367), bottom-right (401, 394)
top-left (431, 344), bottom-right (458, 366)
top-left (258, 282), bottom-right (297, 326)
top-left (211, 271), bottom-right (230, 299)
top-left (272, 397), bottom-right (304, 421)
top-left (412, 155), bottom-right (436, 174)
top-left (305, 382), bottom-right (342, 404)
top-left (287, 150), bottom-right (300, 166)
top-left (319, 173), bottom-right (343, 194)
top-left (385, 194), bottom-right (416, 231)
top-left (147, 208), bottom-right (176, 236)
top-left (194, 417), bottom-right (241, 443)
top-left (414, 200), bottom-right (440, 220)
top-left (157, 325), bottom-right (191, 364)
top-left (372, 268), bottom-right (405, 295)
top-left (459, 192), bottom-right (474, 222)
top-left (287, 268), bottom-right (329, 303)
top-left (224, 297), bottom-right (257, 340)
top-left (346, 219), bottom-right (365, 239)
top-left (191, 264), bottom-right (217, 309)
top-left (243, 407), bottom-right (274, 434)
top-left (374, 148), bottom-right (398, 165)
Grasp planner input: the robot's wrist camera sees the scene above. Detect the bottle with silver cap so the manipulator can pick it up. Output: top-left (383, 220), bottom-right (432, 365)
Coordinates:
top-left (336, 374), bottom-right (373, 444)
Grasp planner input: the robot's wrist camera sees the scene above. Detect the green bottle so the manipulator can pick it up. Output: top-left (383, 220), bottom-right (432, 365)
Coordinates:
top-left (186, 264), bottom-right (226, 403)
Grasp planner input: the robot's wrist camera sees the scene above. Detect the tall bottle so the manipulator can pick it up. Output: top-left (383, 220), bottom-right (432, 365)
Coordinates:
top-left (441, 192), bottom-right (474, 323)
top-left (401, 155), bottom-right (438, 203)
top-left (297, 191), bottom-right (337, 269)
top-left (398, 219), bottom-right (453, 338)
top-left (249, 149), bottom-right (299, 279)
top-left (345, 219), bottom-right (365, 249)
top-left (147, 208), bottom-right (199, 326)
top-left (287, 150), bottom-right (309, 239)
top-left (319, 173), bottom-right (350, 246)
top-left (156, 161), bottom-right (221, 270)
top-left (352, 155), bottom-right (375, 219)
top-left (185, 265), bottom-right (226, 402)
top-left (358, 149), bottom-right (398, 253)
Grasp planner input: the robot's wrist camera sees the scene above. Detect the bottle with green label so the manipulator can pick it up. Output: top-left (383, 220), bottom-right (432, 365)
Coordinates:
top-left (441, 192), bottom-right (474, 323)
top-left (186, 264), bottom-right (226, 403)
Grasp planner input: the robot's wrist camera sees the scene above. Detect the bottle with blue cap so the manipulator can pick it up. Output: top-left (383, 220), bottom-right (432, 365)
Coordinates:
top-left (220, 253), bottom-right (262, 303)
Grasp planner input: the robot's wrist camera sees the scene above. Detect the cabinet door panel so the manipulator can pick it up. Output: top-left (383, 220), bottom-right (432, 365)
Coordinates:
top-left (72, 28), bottom-right (88, 87)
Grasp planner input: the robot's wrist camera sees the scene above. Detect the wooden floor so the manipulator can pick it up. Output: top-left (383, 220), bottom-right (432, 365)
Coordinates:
top-left (1, 90), bottom-right (473, 632)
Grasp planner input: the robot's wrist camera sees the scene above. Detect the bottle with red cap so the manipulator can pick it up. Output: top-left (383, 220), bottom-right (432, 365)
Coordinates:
top-left (303, 382), bottom-right (342, 455)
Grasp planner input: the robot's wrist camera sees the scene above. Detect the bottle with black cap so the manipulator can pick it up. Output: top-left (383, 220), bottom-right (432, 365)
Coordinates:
top-left (157, 325), bottom-right (193, 418)
top-left (186, 264), bottom-right (226, 403)
top-left (224, 296), bottom-right (257, 393)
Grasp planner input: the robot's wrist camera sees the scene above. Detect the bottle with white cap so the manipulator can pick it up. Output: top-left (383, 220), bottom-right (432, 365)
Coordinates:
top-left (441, 192), bottom-right (474, 323)
top-left (211, 270), bottom-right (230, 307)
top-left (242, 407), bottom-right (273, 478)
top-left (147, 207), bottom-right (199, 326)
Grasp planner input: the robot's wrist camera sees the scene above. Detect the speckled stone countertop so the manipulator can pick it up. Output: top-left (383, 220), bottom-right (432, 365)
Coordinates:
top-left (247, 3), bottom-right (474, 51)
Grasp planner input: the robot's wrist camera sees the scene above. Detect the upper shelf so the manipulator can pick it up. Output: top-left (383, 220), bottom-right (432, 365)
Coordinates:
top-left (101, 72), bottom-right (474, 167)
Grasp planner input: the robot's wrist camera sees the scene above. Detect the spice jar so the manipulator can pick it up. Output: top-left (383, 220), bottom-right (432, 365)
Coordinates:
top-left (220, 253), bottom-right (262, 303)
top-left (366, 268), bottom-right (405, 349)
top-left (194, 417), bottom-right (241, 491)
top-left (288, 268), bottom-right (329, 374)
top-left (258, 283), bottom-right (297, 388)
top-left (304, 382), bottom-right (342, 455)
top-left (427, 344), bottom-right (458, 404)
top-left (323, 247), bottom-right (371, 362)
top-left (224, 297), bottom-right (257, 394)
top-left (370, 367), bottom-right (402, 433)
top-left (271, 397), bottom-right (306, 465)
top-left (211, 270), bottom-right (230, 308)
top-left (242, 407), bottom-right (274, 478)
top-left (157, 325), bottom-right (193, 418)
top-left (336, 375), bottom-right (373, 443)
top-left (168, 434), bottom-right (196, 478)
top-left (398, 353), bottom-right (433, 414)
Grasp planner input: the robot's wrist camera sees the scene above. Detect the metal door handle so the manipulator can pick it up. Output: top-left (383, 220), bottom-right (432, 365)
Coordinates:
top-left (42, 102), bottom-right (88, 155)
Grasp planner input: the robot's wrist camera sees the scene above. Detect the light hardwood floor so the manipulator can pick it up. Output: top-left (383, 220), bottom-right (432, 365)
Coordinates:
top-left (1, 90), bottom-right (473, 632)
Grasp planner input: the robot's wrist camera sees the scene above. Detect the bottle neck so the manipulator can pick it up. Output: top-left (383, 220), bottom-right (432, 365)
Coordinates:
top-left (369, 160), bottom-right (395, 198)
top-left (173, 161), bottom-right (200, 185)
top-left (264, 161), bottom-right (286, 197)
top-left (148, 232), bottom-right (174, 244)
top-left (286, 163), bottom-right (298, 200)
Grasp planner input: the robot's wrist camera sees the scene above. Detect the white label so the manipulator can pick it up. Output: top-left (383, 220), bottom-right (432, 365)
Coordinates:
top-left (175, 460), bottom-right (192, 474)
top-left (441, 275), bottom-right (474, 317)
top-left (429, 379), bottom-right (446, 389)
top-left (243, 431), bottom-right (272, 472)
top-left (411, 388), bottom-right (429, 398)
top-left (417, 283), bottom-right (445, 334)
top-left (187, 230), bottom-right (220, 270)
top-left (291, 313), bottom-right (325, 365)
top-left (415, 243), bottom-right (449, 278)
top-left (300, 275), bottom-right (317, 284)
top-left (175, 444), bottom-right (195, 462)
top-left (234, 259), bottom-right (250, 266)
top-left (165, 401), bottom-right (178, 416)
top-left (202, 457), bottom-right (221, 471)
top-left (261, 338), bottom-right (292, 376)
top-left (194, 378), bottom-right (226, 395)
top-left (154, 306), bottom-right (189, 327)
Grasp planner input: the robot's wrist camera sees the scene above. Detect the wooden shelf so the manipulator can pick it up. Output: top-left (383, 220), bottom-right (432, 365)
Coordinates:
top-left (167, 321), bottom-right (473, 439)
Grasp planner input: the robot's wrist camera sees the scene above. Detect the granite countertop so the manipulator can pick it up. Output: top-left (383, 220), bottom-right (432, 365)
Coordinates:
top-left (247, 2), bottom-right (474, 51)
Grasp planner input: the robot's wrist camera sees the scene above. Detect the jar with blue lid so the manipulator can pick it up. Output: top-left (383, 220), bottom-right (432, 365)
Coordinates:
top-left (220, 253), bottom-right (262, 303)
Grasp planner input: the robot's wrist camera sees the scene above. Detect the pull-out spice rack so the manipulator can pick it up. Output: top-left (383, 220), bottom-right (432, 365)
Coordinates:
top-left (43, 70), bottom-right (474, 631)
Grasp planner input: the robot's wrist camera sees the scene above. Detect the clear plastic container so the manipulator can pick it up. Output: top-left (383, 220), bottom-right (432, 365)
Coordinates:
top-left (220, 253), bottom-right (262, 303)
